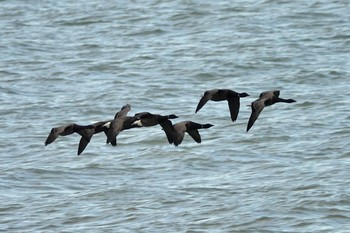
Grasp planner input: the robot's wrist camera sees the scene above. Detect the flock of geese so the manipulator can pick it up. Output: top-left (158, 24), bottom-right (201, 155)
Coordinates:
top-left (45, 89), bottom-right (296, 155)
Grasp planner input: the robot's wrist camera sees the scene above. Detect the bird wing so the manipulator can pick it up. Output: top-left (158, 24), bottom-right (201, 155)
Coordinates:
top-left (159, 120), bottom-right (175, 144)
top-left (110, 138), bottom-right (117, 146)
top-left (227, 97), bottom-right (240, 122)
top-left (77, 136), bottom-right (90, 155)
top-left (186, 129), bottom-right (201, 143)
top-left (114, 104), bottom-right (131, 119)
top-left (76, 128), bottom-right (97, 155)
top-left (273, 90), bottom-right (280, 98)
top-left (247, 99), bottom-right (265, 132)
top-left (195, 89), bottom-right (218, 113)
top-left (44, 124), bottom-right (69, 145)
top-left (45, 128), bottom-right (59, 145)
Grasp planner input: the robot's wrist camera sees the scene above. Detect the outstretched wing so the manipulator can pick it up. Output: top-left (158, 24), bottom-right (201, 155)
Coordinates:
top-left (76, 128), bottom-right (96, 155)
top-left (227, 97), bottom-right (240, 122)
top-left (187, 129), bottom-right (201, 143)
top-left (78, 136), bottom-right (90, 155)
top-left (110, 138), bottom-right (117, 146)
top-left (114, 104), bottom-right (131, 119)
top-left (273, 90), bottom-right (280, 98)
top-left (195, 89), bottom-right (218, 113)
top-left (159, 120), bottom-right (175, 144)
top-left (45, 124), bottom-right (72, 146)
top-left (247, 100), bottom-right (265, 132)
top-left (45, 128), bottom-right (59, 146)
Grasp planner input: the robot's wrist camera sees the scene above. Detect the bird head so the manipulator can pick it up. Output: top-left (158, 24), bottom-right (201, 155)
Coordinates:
top-left (203, 124), bottom-right (214, 129)
top-left (168, 114), bottom-right (179, 119)
top-left (239, 92), bottom-right (250, 97)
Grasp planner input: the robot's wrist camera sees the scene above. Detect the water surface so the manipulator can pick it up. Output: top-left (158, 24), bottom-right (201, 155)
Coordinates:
top-left (1, 0), bottom-right (350, 232)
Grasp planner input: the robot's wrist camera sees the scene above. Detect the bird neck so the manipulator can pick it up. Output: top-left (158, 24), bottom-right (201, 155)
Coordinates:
top-left (277, 98), bottom-right (296, 103)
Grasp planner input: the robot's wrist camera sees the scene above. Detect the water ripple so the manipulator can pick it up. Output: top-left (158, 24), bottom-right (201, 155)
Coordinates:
top-left (1, 0), bottom-right (350, 232)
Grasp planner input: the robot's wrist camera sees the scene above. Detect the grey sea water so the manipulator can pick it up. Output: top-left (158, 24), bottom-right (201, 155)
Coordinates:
top-left (1, 0), bottom-right (350, 232)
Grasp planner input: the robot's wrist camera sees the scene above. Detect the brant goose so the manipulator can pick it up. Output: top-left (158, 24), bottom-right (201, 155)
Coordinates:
top-left (247, 90), bottom-right (296, 132)
top-left (131, 112), bottom-right (179, 127)
top-left (45, 123), bottom-right (94, 146)
top-left (78, 104), bottom-right (138, 155)
top-left (195, 89), bottom-right (249, 122)
top-left (160, 120), bottom-right (214, 146)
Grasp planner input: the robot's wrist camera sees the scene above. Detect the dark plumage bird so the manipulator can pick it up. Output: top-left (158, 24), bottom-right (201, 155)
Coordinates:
top-left (45, 123), bottom-right (94, 146)
top-left (45, 104), bottom-right (135, 155)
top-left (247, 90), bottom-right (296, 132)
top-left (77, 104), bottom-right (139, 155)
top-left (195, 89), bottom-right (249, 122)
top-left (160, 120), bottom-right (214, 146)
top-left (131, 112), bottom-right (179, 127)
top-left (104, 104), bottom-right (133, 146)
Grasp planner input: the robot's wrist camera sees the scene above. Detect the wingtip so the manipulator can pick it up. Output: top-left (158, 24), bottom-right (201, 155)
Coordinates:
top-left (195, 104), bottom-right (203, 113)
top-left (45, 137), bottom-right (52, 146)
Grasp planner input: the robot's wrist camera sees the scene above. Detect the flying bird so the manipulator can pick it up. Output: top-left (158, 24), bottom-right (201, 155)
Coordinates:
top-left (160, 120), bottom-right (214, 146)
top-left (247, 90), bottom-right (296, 132)
top-left (131, 112), bottom-right (179, 127)
top-left (45, 123), bottom-right (94, 146)
top-left (195, 89), bottom-right (249, 122)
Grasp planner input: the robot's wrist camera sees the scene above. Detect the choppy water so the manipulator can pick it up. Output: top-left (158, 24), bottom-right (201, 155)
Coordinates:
top-left (1, 0), bottom-right (350, 232)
